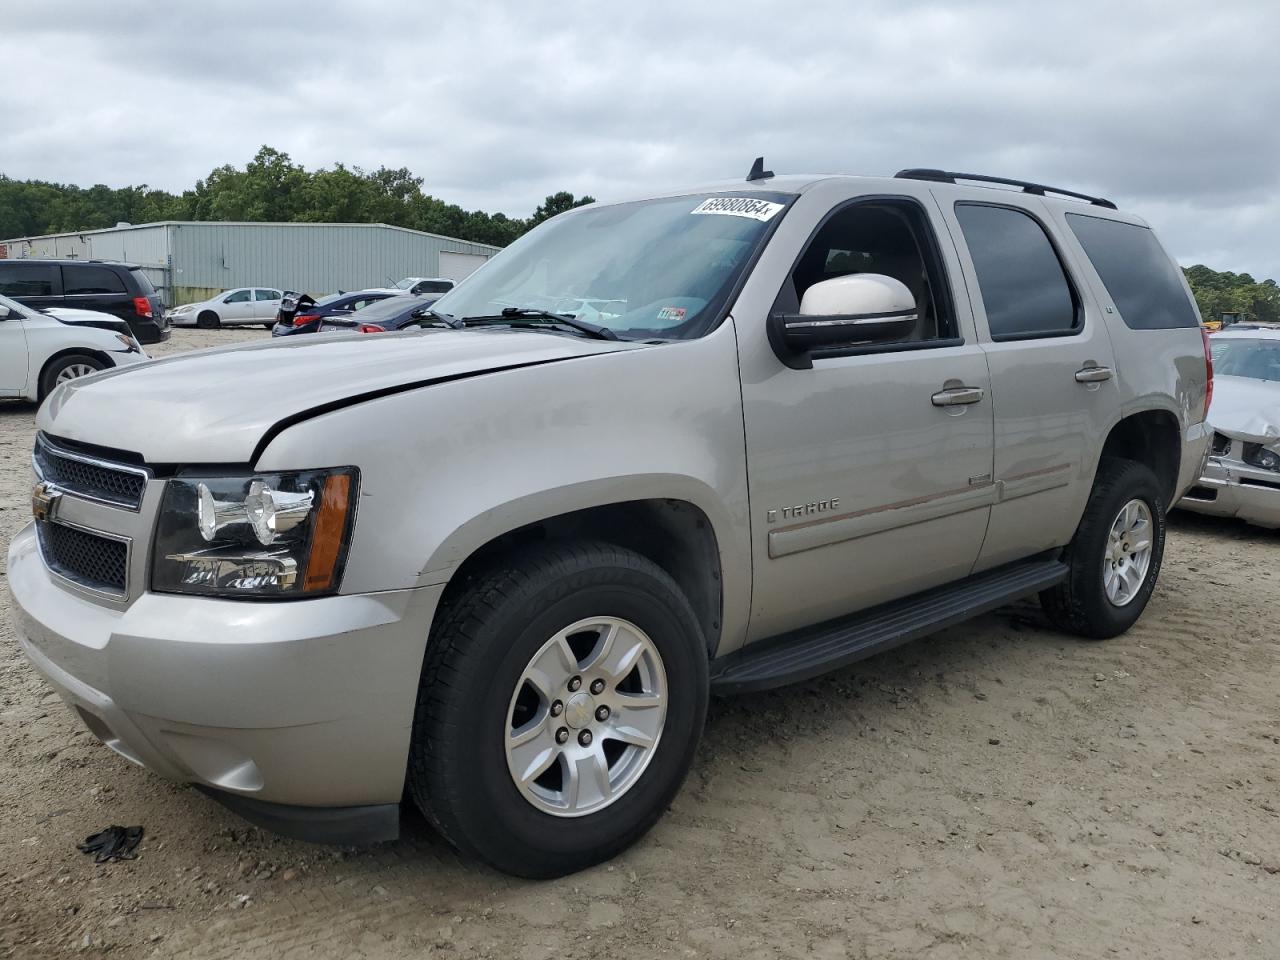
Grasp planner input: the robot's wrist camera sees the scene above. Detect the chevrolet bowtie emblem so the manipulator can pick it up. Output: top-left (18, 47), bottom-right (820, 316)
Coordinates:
top-left (31, 482), bottom-right (62, 522)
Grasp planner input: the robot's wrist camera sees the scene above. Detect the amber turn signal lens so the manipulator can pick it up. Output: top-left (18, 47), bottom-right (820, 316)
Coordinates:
top-left (303, 473), bottom-right (352, 592)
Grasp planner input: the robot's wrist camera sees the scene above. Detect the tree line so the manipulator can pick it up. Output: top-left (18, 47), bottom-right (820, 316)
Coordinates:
top-left (2, 149), bottom-right (1276, 323)
top-left (0, 146), bottom-right (593, 249)
top-left (1183, 264), bottom-right (1279, 324)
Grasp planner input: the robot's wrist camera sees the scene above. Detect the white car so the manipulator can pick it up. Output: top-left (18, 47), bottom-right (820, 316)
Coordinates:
top-left (369, 277), bottom-right (456, 297)
top-left (166, 288), bottom-right (283, 329)
top-left (0, 293), bottom-right (148, 402)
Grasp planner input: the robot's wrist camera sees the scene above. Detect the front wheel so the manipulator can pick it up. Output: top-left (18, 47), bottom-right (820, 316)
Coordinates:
top-left (39, 353), bottom-right (106, 399)
top-left (196, 311), bottom-right (220, 329)
top-left (407, 542), bottom-right (708, 877)
top-left (1041, 458), bottom-right (1166, 638)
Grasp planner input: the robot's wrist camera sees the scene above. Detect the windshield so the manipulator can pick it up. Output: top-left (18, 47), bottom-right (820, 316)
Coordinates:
top-left (393, 278), bottom-right (420, 290)
top-left (1211, 338), bottom-right (1280, 382)
top-left (0, 292), bottom-right (40, 320)
top-left (429, 192), bottom-right (791, 340)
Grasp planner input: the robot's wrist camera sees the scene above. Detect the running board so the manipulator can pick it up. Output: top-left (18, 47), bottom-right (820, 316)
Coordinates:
top-left (710, 555), bottom-right (1067, 694)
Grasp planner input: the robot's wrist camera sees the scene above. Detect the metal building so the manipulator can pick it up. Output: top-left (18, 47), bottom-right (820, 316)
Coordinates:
top-left (0, 221), bottom-right (500, 307)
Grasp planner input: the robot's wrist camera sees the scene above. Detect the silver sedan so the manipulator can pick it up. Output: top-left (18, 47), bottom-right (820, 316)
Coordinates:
top-left (1179, 326), bottom-right (1280, 528)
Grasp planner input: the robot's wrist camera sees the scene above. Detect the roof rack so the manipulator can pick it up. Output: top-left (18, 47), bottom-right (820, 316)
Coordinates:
top-left (894, 168), bottom-right (1117, 210)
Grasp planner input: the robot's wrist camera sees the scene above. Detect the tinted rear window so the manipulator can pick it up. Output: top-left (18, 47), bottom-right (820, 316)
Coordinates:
top-left (955, 204), bottom-right (1079, 340)
top-left (351, 296), bottom-right (421, 320)
top-left (129, 268), bottom-right (156, 295)
top-left (0, 263), bottom-right (58, 296)
top-left (1066, 214), bottom-right (1199, 329)
top-left (63, 264), bottom-right (127, 295)
top-left (417, 280), bottom-right (453, 294)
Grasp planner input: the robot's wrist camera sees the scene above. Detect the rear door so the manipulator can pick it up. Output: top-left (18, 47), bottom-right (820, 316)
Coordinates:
top-left (936, 192), bottom-right (1120, 570)
top-left (61, 263), bottom-right (130, 319)
top-left (0, 262), bottom-right (61, 311)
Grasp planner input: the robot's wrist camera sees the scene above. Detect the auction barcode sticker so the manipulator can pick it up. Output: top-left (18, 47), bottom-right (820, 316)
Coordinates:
top-left (691, 196), bottom-right (785, 222)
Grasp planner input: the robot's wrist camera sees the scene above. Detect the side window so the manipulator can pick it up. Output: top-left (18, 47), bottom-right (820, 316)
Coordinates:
top-left (1066, 214), bottom-right (1199, 329)
top-left (954, 204), bottom-right (1078, 340)
top-left (783, 199), bottom-right (957, 342)
top-left (0, 264), bottom-right (58, 296)
top-left (224, 289), bottom-right (252, 303)
top-left (62, 265), bottom-right (127, 295)
top-left (254, 289), bottom-right (279, 301)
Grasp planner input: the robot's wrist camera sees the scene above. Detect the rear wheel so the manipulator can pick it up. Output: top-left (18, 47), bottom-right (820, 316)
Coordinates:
top-left (196, 311), bottom-right (220, 329)
top-left (1041, 458), bottom-right (1166, 638)
top-left (407, 541), bottom-right (708, 878)
top-left (39, 353), bottom-right (105, 399)
top-left (261, 323), bottom-right (274, 330)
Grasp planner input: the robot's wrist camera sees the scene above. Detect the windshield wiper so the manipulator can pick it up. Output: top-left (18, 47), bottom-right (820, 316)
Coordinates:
top-left (460, 307), bottom-right (618, 341)
top-left (413, 307), bottom-right (464, 329)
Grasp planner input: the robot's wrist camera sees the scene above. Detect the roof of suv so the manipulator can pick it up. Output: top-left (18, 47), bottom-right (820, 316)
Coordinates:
top-left (0, 258), bottom-right (142, 269)
top-left (611, 170), bottom-right (1149, 227)
top-left (1213, 324), bottom-right (1280, 339)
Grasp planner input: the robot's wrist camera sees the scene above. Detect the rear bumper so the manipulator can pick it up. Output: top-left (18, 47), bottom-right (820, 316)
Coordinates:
top-left (8, 523), bottom-right (444, 826)
top-left (1177, 457), bottom-right (1280, 528)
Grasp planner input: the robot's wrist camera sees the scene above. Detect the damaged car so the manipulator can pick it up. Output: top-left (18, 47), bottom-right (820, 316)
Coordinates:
top-left (1179, 326), bottom-right (1280, 528)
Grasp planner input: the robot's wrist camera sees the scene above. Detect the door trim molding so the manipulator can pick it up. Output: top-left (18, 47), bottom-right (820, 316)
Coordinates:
top-left (767, 481), bottom-right (995, 558)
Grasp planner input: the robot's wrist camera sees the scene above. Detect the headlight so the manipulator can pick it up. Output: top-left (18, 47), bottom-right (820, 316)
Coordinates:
top-left (1243, 443), bottom-right (1280, 472)
top-left (152, 468), bottom-right (359, 598)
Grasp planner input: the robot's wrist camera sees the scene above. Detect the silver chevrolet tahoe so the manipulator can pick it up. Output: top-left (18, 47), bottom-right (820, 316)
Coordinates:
top-left (8, 166), bottom-right (1212, 878)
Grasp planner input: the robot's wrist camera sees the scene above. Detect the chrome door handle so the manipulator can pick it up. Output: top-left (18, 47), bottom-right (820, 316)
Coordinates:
top-left (1074, 365), bottom-right (1114, 383)
top-left (931, 386), bottom-right (985, 406)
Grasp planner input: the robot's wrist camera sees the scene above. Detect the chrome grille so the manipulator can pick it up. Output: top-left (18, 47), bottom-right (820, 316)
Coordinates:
top-left (33, 434), bottom-right (148, 510)
top-left (37, 521), bottom-right (129, 596)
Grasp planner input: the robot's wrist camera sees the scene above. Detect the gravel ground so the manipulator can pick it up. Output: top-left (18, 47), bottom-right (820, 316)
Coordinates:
top-left (2, 328), bottom-right (1278, 959)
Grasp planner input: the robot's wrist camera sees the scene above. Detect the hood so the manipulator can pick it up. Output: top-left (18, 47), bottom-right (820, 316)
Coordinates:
top-left (40, 328), bottom-right (642, 464)
top-left (1208, 374), bottom-right (1280, 445)
top-left (43, 307), bottom-right (133, 337)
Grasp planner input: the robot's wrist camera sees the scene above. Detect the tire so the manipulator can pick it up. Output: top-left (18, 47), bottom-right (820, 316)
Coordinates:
top-left (1041, 458), bottom-right (1166, 639)
top-left (196, 311), bottom-right (220, 329)
top-left (39, 353), bottom-right (106, 400)
top-left (262, 323), bottom-right (274, 330)
top-left (407, 541), bottom-right (708, 878)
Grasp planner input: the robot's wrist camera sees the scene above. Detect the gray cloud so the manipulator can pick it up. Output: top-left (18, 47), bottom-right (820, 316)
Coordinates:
top-left (3, 0), bottom-right (1276, 277)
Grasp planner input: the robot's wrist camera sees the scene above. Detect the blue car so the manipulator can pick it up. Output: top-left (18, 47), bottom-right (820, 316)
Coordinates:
top-left (318, 294), bottom-right (440, 335)
top-left (271, 290), bottom-right (398, 337)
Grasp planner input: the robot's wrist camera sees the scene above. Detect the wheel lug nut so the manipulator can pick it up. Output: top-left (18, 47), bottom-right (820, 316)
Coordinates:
top-left (578, 730), bottom-right (593, 747)
top-left (590, 678), bottom-right (606, 695)
top-left (550, 700), bottom-right (564, 717)
top-left (567, 676), bottom-right (582, 692)
top-left (555, 727), bottom-right (569, 745)
top-left (595, 705), bottom-right (610, 722)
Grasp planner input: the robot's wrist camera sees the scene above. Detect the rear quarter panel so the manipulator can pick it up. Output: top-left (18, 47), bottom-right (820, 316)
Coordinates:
top-left (1041, 205), bottom-right (1211, 501)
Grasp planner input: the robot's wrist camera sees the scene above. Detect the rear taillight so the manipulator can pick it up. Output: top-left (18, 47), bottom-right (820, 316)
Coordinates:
top-left (133, 296), bottom-right (153, 318)
top-left (292, 314), bottom-right (318, 327)
top-left (1201, 326), bottom-right (1214, 420)
top-left (356, 324), bottom-right (384, 334)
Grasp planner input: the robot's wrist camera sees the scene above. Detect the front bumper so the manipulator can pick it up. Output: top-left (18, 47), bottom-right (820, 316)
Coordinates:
top-left (1177, 457), bottom-right (1280, 529)
top-left (8, 523), bottom-right (443, 835)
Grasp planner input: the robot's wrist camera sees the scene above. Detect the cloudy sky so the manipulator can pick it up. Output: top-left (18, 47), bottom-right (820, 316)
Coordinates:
top-left (3, 0), bottom-right (1277, 278)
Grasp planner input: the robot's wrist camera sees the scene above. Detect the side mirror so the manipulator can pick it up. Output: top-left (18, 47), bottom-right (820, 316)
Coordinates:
top-left (768, 274), bottom-right (918, 369)
top-left (0, 305), bottom-right (11, 320)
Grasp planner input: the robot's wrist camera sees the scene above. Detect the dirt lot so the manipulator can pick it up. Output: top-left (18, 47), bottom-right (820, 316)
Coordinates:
top-left (2, 328), bottom-right (1278, 959)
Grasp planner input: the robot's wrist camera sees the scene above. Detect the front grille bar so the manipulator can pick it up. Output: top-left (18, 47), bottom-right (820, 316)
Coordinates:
top-left (33, 434), bottom-right (150, 511)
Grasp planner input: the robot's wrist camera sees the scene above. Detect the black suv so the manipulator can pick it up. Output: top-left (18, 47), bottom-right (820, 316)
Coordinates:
top-left (0, 259), bottom-right (169, 344)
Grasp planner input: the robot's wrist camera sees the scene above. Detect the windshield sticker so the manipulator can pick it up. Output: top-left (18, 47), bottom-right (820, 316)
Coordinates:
top-left (656, 306), bottom-right (687, 323)
top-left (691, 197), bottom-right (784, 222)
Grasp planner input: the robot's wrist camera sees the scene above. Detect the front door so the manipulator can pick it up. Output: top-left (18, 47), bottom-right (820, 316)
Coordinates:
top-left (737, 187), bottom-right (996, 642)
top-left (936, 193), bottom-right (1121, 570)
top-left (0, 311), bottom-right (30, 395)
top-left (221, 289), bottom-right (255, 323)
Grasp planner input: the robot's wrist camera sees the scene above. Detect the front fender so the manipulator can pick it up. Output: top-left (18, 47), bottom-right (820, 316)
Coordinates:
top-left (255, 323), bottom-right (752, 651)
